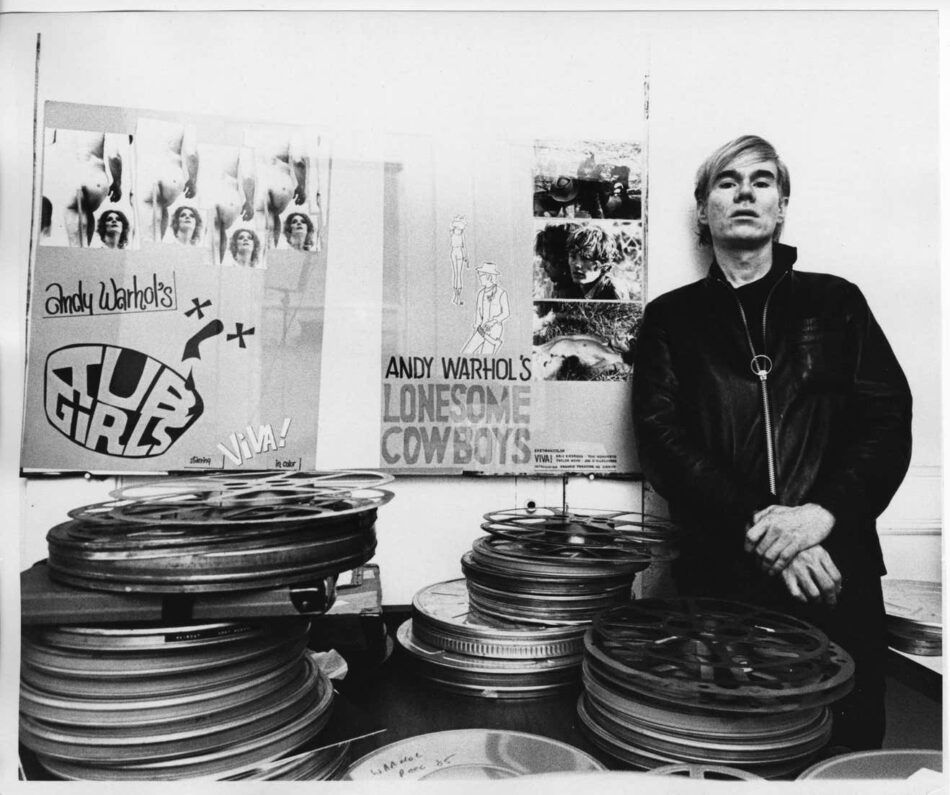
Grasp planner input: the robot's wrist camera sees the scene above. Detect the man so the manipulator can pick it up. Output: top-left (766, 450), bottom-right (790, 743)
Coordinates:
top-left (633, 135), bottom-right (912, 750)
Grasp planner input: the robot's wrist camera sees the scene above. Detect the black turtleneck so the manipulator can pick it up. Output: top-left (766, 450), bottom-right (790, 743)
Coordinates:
top-left (732, 264), bottom-right (785, 355)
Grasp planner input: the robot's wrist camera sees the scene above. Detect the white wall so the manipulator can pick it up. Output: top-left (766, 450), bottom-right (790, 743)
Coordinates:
top-left (2, 10), bottom-right (940, 608)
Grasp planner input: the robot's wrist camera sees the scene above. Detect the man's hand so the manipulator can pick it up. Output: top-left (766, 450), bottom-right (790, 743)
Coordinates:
top-left (745, 503), bottom-right (835, 575)
top-left (780, 545), bottom-right (842, 607)
top-left (108, 181), bottom-right (122, 203)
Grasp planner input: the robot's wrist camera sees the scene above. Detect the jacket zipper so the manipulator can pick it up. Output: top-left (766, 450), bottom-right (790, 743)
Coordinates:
top-left (718, 271), bottom-right (789, 496)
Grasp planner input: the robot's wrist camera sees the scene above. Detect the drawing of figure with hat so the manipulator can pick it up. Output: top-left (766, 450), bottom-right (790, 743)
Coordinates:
top-left (460, 261), bottom-right (510, 355)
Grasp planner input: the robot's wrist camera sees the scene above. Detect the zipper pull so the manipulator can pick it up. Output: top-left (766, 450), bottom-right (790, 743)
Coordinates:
top-left (751, 354), bottom-right (772, 381)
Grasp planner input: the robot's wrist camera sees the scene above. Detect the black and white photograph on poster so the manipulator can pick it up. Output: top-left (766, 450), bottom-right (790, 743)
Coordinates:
top-left (533, 139), bottom-right (643, 220)
top-left (134, 117), bottom-right (204, 247)
top-left (533, 220), bottom-right (644, 302)
top-left (531, 300), bottom-right (640, 382)
top-left (39, 128), bottom-right (135, 250)
top-left (198, 142), bottom-right (266, 269)
top-left (244, 126), bottom-right (327, 254)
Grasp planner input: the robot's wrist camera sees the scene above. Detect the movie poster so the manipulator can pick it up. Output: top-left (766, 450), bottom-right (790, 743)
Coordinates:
top-left (21, 102), bottom-right (331, 473)
top-left (23, 99), bottom-right (646, 476)
top-left (379, 131), bottom-right (646, 474)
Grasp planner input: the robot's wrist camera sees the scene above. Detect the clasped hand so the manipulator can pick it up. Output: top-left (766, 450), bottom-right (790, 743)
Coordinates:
top-left (779, 545), bottom-right (842, 607)
top-left (745, 503), bottom-right (834, 575)
top-left (745, 503), bottom-right (840, 606)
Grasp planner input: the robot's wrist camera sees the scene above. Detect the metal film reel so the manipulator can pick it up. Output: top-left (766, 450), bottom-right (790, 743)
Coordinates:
top-left (33, 667), bottom-right (334, 781)
top-left (70, 488), bottom-right (392, 527)
top-left (482, 506), bottom-right (677, 565)
top-left (585, 599), bottom-right (854, 708)
top-left (575, 696), bottom-right (813, 779)
top-left (397, 620), bottom-right (580, 699)
top-left (882, 579), bottom-right (942, 656)
top-left (468, 536), bottom-right (647, 578)
top-left (575, 598), bottom-right (856, 776)
top-left (410, 579), bottom-right (586, 660)
top-left (21, 658), bottom-right (326, 764)
top-left (29, 622), bottom-right (263, 652)
top-left (581, 691), bottom-right (832, 765)
top-left (48, 472), bottom-right (392, 593)
top-left (21, 635), bottom-right (309, 700)
top-left (580, 661), bottom-right (825, 735)
top-left (111, 470), bottom-right (394, 503)
top-left (47, 527), bottom-right (376, 593)
top-left (650, 763), bottom-right (764, 781)
top-left (20, 654), bottom-right (305, 727)
top-left (466, 579), bottom-right (629, 625)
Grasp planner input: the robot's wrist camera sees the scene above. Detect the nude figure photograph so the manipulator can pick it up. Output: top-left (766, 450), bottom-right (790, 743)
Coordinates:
top-left (244, 126), bottom-right (326, 253)
top-left (40, 128), bottom-right (135, 249)
top-left (196, 142), bottom-right (260, 267)
top-left (134, 118), bottom-right (200, 246)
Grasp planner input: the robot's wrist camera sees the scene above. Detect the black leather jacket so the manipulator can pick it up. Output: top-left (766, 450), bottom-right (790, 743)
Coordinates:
top-left (633, 244), bottom-right (912, 589)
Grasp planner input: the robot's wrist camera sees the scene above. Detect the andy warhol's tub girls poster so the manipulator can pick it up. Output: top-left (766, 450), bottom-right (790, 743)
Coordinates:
top-left (22, 102), bottom-right (330, 474)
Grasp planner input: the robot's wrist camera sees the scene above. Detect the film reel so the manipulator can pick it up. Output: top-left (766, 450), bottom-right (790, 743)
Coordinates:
top-left (20, 655), bottom-right (304, 728)
top-left (582, 691), bottom-right (832, 765)
top-left (883, 579), bottom-right (942, 656)
top-left (21, 635), bottom-right (308, 700)
top-left (21, 656), bottom-right (326, 763)
top-left (482, 506), bottom-right (677, 562)
top-left (397, 620), bottom-right (580, 699)
top-left (33, 666), bottom-right (334, 781)
top-left (650, 763), bottom-right (764, 781)
top-left (586, 599), bottom-right (851, 708)
top-left (576, 599), bottom-right (855, 776)
top-left (580, 661), bottom-right (825, 736)
top-left (21, 620), bottom-right (309, 695)
top-left (69, 488), bottom-right (392, 527)
top-left (29, 622), bottom-right (263, 652)
top-left (468, 536), bottom-right (647, 579)
top-left (110, 470), bottom-right (394, 504)
top-left (575, 696), bottom-right (813, 779)
top-left (466, 579), bottom-right (629, 625)
top-left (47, 472), bottom-right (393, 593)
top-left (410, 579), bottom-right (586, 660)
top-left (47, 525), bottom-right (376, 593)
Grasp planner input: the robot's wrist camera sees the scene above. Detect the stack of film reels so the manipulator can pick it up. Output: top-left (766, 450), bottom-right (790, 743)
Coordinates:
top-left (398, 506), bottom-right (676, 698)
top-left (882, 579), bottom-right (942, 656)
top-left (20, 471), bottom-right (394, 781)
top-left (577, 598), bottom-right (856, 778)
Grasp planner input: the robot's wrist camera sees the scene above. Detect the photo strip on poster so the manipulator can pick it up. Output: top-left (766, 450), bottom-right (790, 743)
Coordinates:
top-left (379, 127), bottom-right (646, 474)
top-left (23, 102), bottom-right (332, 474)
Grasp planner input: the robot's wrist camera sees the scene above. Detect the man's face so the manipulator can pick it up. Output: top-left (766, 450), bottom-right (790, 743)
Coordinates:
top-left (569, 254), bottom-right (605, 285)
top-left (697, 153), bottom-right (787, 248)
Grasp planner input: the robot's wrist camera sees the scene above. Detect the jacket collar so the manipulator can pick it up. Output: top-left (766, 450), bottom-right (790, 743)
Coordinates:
top-left (705, 243), bottom-right (798, 285)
